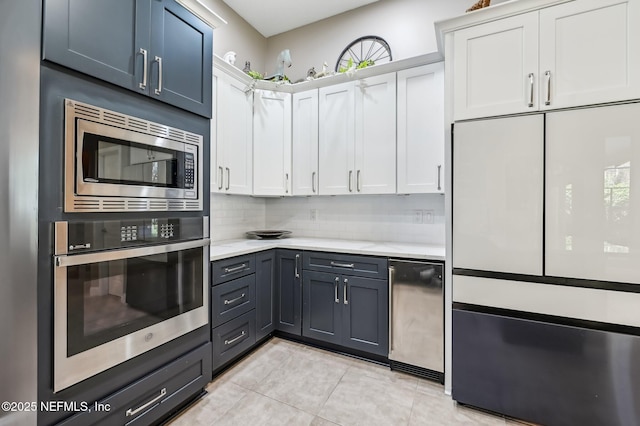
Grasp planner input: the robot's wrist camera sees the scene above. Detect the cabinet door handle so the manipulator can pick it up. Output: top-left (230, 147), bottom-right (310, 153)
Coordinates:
top-left (295, 254), bottom-right (300, 278)
top-left (224, 330), bottom-right (246, 345)
top-left (285, 173), bottom-right (289, 194)
top-left (139, 48), bottom-right (148, 90)
top-left (154, 56), bottom-right (163, 95)
top-left (126, 388), bottom-right (166, 417)
top-left (330, 261), bottom-right (354, 268)
top-left (348, 170), bottom-right (353, 192)
top-left (218, 166), bottom-right (224, 190)
top-left (343, 278), bottom-right (349, 305)
top-left (527, 72), bottom-right (534, 107)
top-left (224, 293), bottom-right (245, 305)
top-left (224, 263), bottom-right (247, 273)
top-left (334, 277), bottom-right (339, 303)
top-left (357, 170), bottom-right (361, 192)
top-left (437, 165), bottom-right (442, 191)
top-left (544, 70), bottom-right (551, 106)
top-left (225, 167), bottom-right (230, 190)
top-left (312, 171), bottom-right (316, 193)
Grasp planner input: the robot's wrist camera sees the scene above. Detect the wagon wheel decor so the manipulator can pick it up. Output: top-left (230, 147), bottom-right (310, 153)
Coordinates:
top-left (335, 35), bottom-right (392, 72)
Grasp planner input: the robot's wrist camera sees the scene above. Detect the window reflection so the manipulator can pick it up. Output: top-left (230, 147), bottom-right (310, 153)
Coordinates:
top-left (604, 137), bottom-right (631, 254)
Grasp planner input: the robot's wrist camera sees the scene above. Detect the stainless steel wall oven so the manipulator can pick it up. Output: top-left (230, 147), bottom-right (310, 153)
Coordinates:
top-left (64, 99), bottom-right (203, 212)
top-left (53, 216), bottom-right (209, 392)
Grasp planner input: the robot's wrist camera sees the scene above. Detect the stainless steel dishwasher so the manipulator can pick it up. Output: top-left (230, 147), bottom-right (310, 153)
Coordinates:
top-left (388, 259), bottom-right (444, 383)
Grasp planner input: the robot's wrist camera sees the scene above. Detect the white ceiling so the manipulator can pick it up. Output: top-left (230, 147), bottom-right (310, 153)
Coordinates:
top-left (220, 0), bottom-right (381, 37)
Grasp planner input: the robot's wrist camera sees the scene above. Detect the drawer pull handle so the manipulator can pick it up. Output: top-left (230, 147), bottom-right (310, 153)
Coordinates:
top-left (224, 293), bottom-right (246, 305)
top-left (126, 387), bottom-right (166, 417)
top-left (225, 330), bottom-right (246, 345)
top-left (224, 263), bottom-right (247, 273)
top-left (330, 261), bottom-right (354, 268)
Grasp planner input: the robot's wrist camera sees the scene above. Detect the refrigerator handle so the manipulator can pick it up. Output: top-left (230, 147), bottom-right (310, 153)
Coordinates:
top-left (388, 265), bottom-right (394, 355)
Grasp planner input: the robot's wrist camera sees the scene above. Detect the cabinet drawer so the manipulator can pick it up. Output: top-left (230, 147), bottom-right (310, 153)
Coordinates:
top-left (212, 310), bottom-right (256, 371)
top-left (58, 343), bottom-right (212, 426)
top-left (303, 251), bottom-right (387, 279)
top-left (212, 254), bottom-right (255, 284)
top-left (211, 274), bottom-right (255, 327)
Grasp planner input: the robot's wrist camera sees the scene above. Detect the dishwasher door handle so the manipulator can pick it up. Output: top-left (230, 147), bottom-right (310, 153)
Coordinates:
top-left (388, 265), bottom-right (394, 356)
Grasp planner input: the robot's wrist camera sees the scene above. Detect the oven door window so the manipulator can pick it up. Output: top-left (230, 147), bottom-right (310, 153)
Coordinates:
top-left (82, 132), bottom-right (183, 188)
top-left (66, 247), bottom-right (203, 357)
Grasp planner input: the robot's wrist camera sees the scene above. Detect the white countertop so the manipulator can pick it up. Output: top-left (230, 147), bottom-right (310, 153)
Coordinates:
top-left (210, 237), bottom-right (445, 262)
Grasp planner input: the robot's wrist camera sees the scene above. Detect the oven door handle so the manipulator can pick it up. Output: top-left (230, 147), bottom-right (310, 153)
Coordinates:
top-left (55, 239), bottom-right (210, 267)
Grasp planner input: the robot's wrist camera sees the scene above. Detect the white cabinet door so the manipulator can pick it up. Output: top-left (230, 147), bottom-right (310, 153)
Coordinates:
top-left (539, 0), bottom-right (640, 110)
top-left (546, 103), bottom-right (640, 284)
top-left (453, 12), bottom-right (538, 121)
top-left (453, 115), bottom-right (544, 275)
top-left (355, 73), bottom-right (396, 194)
top-left (253, 90), bottom-right (292, 196)
top-left (292, 89), bottom-right (319, 196)
top-left (213, 72), bottom-right (253, 195)
top-left (397, 63), bottom-right (444, 194)
top-left (319, 82), bottom-right (355, 195)
top-left (211, 73), bottom-right (222, 193)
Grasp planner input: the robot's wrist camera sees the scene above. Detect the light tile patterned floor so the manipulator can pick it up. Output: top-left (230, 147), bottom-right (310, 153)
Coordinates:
top-left (168, 337), bottom-right (526, 426)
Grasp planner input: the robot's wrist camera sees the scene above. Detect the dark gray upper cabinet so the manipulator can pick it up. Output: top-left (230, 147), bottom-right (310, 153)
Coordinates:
top-left (275, 250), bottom-right (302, 336)
top-left (303, 270), bottom-right (343, 346)
top-left (42, 0), bottom-right (212, 118)
top-left (149, 0), bottom-right (212, 117)
top-left (255, 251), bottom-right (276, 341)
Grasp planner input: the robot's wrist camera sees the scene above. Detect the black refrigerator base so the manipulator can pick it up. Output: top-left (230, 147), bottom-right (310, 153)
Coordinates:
top-left (452, 308), bottom-right (640, 426)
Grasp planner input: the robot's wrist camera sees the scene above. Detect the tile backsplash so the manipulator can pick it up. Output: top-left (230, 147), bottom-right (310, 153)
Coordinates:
top-left (212, 193), bottom-right (445, 245)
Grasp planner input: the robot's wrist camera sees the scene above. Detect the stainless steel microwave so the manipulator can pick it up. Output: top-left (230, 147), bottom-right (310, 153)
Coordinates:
top-left (64, 99), bottom-right (203, 212)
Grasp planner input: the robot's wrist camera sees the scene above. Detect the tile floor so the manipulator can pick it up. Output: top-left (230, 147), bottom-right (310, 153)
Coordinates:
top-left (168, 338), bottom-right (527, 426)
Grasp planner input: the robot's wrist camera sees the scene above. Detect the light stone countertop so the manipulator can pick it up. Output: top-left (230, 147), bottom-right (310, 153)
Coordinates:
top-left (210, 237), bottom-right (445, 262)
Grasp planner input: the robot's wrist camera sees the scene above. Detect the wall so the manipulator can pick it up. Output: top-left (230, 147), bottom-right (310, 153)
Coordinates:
top-left (0, 1), bottom-right (40, 424)
top-left (211, 193), bottom-right (266, 241)
top-left (204, 0), bottom-right (267, 74)
top-left (265, 0), bottom-right (506, 81)
top-left (265, 194), bottom-right (445, 245)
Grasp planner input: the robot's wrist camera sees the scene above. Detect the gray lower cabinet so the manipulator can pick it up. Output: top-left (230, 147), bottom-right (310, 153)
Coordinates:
top-left (255, 251), bottom-right (276, 341)
top-left (303, 253), bottom-right (389, 357)
top-left (211, 274), bottom-right (255, 328)
top-left (42, 0), bottom-right (212, 117)
top-left (303, 271), bottom-right (343, 345)
top-left (212, 310), bottom-right (256, 370)
top-left (58, 343), bottom-right (211, 426)
top-left (275, 250), bottom-right (303, 335)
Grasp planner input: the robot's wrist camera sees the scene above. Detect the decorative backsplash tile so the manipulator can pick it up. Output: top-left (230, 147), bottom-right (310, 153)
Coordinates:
top-left (211, 193), bottom-right (444, 245)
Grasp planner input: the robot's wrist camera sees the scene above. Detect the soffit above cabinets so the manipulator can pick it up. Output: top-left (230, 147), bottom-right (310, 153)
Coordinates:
top-left (218, 0), bottom-right (380, 37)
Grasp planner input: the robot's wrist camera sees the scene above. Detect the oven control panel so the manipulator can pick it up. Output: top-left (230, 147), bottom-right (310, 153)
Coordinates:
top-left (63, 217), bottom-right (204, 253)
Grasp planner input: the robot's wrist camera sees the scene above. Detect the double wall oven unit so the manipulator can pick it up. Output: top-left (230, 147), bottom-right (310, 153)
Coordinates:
top-left (64, 98), bottom-right (203, 212)
top-left (53, 216), bottom-right (209, 392)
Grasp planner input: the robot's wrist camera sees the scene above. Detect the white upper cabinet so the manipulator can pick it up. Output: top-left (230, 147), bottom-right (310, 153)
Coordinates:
top-left (453, 12), bottom-right (539, 120)
top-left (212, 71), bottom-right (253, 195)
top-left (319, 82), bottom-right (356, 195)
top-left (397, 63), bottom-right (444, 194)
top-left (452, 0), bottom-right (640, 120)
top-left (355, 73), bottom-right (397, 194)
top-left (319, 74), bottom-right (397, 195)
top-left (253, 89), bottom-right (292, 196)
top-left (539, 0), bottom-right (640, 110)
top-left (546, 103), bottom-right (640, 284)
top-left (292, 89), bottom-right (319, 196)
top-left (453, 115), bottom-right (544, 275)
